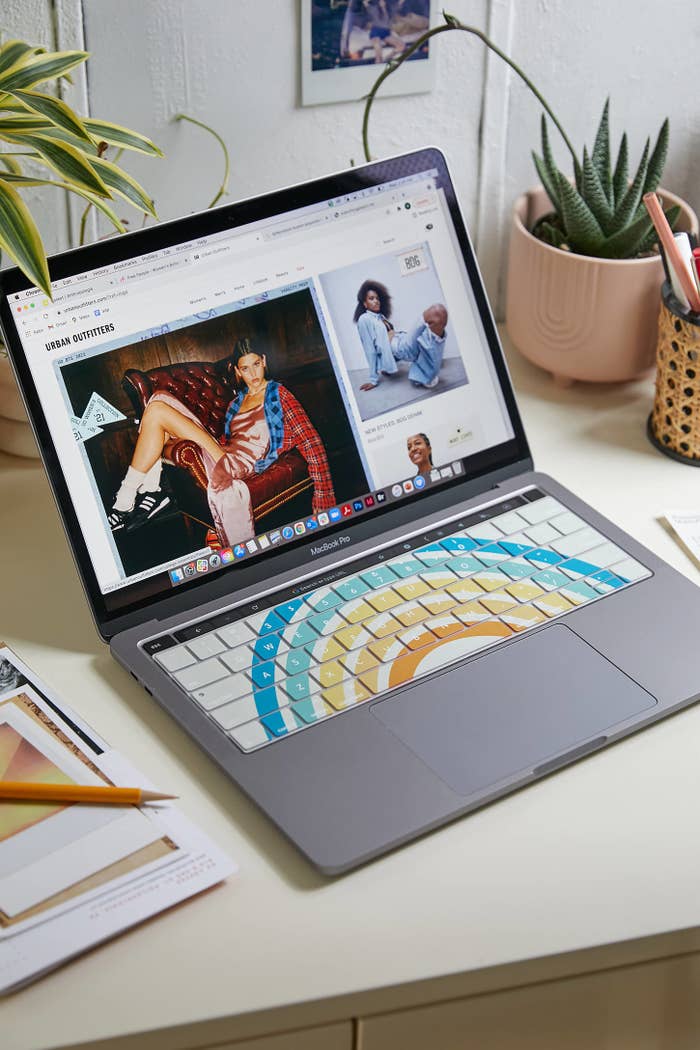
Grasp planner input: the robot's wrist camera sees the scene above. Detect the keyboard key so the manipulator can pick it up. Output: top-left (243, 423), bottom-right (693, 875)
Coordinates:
top-left (368, 636), bottom-right (409, 662)
top-left (305, 637), bottom-right (345, 663)
top-left (365, 586), bottom-right (402, 612)
top-left (531, 568), bottom-right (570, 591)
top-left (250, 685), bottom-right (288, 716)
top-left (500, 557), bottom-right (538, 580)
top-left (581, 542), bottom-right (627, 570)
top-left (173, 620), bottom-right (215, 642)
top-left (418, 567), bottom-right (457, 589)
top-left (438, 535), bottom-right (478, 553)
top-left (499, 540), bottom-right (534, 556)
top-left (307, 609), bottom-right (348, 636)
top-left (334, 623), bottom-right (373, 651)
top-left (360, 621), bottom-right (513, 693)
top-left (518, 496), bottom-right (566, 524)
top-left (418, 590), bottom-right (457, 616)
top-left (210, 694), bottom-right (261, 729)
top-left (187, 633), bottom-right (226, 660)
top-left (271, 597), bottom-right (307, 623)
top-left (143, 635), bottom-right (176, 656)
top-left (252, 635), bottom-right (288, 662)
top-left (388, 554), bottom-right (426, 578)
top-left (559, 580), bottom-right (598, 605)
top-left (290, 696), bottom-right (332, 725)
top-left (191, 674), bottom-right (251, 710)
top-left (220, 646), bottom-right (255, 674)
top-left (338, 647), bottom-right (379, 675)
top-left (500, 604), bottom-right (548, 631)
top-left (524, 521), bottom-right (560, 545)
top-left (465, 521), bottom-right (502, 543)
top-left (454, 600), bottom-right (491, 625)
top-left (609, 558), bottom-right (650, 583)
top-left (261, 707), bottom-right (301, 738)
top-left (558, 558), bottom-right (599, 579)
top-left (339, 597), bottom-right (375, 623)
top-left (276, 648), bottom-right (312, 676)
top-left (323, 679), bottom-right (371, 710)
top-left (216, 621), bottom-right (254, 648)
top-left (304, 586), bottom-right (343, 612)
top-left (424, 614), bottom-right (463, 639)
top-left (448, 555), bottom-right (483, 577)
top-left (445, 578), bottom-right (484, 602)
top-left (309, 660), bottom-right (350, 688)
top-left (155, 645), bottom-right (196, 673)
top-left (279, 673), bottom-right (320, 701)
top-left (363, 612), bottom-right (401, 639)
top-left (393, 600), bottom-right (430, 627)
top-left (414, 543), bottom-right (451, 565)
top-left (549, 511), bottom-right (586, 536)
top-left (394, 576), bottom-right (430, 601)
top-left (173, 657), bottom-right (229, 692)
top-left (472, 568), bottom-right (510, 592)
top-left (360, 565), bottom-right (399, 588)
top-left (587, 570), bottom-right (626, 593)
top-left (533, 592), bottom-right (574, 616)
top-left (490, 509), bottom-right (529, 534)
top-left (524, 548), bottom-right (564, 567)
top-left (229, 720), bottom-right (273, 752)
top-left (250, 662), bottom-right (278, 689)
top-left (398, 625), bottom-right (438, 651)
top-left (479, 591), bottom-right (518, 614)
top-left (333, 577), bottom-right (371, 601)
top-left (550, 527), bottom-right (603, 558)
top-left (280, 621), bottom-right (319, 648)
top-left (504, 579), bottom-right (544, 602)
top-left (472, 543), bottom-right (510, 565)
top-left (247, 609), bottom-right (286, 636)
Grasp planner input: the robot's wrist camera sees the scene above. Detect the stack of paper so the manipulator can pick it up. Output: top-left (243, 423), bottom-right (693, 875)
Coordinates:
top-left (0, 645), bottom-right (236, 994)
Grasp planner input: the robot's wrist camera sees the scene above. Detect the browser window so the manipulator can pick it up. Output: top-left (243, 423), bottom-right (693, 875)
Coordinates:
top-left (12, 169), bottom-right (514, 608)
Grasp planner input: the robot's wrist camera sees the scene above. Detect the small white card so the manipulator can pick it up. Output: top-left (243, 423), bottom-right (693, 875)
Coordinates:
top-left (70, 414), bottom-right (104, 443)
top-left (664, 509), bottom-right (700, 566)
top-left (82, 392), bottom-right (126, 430)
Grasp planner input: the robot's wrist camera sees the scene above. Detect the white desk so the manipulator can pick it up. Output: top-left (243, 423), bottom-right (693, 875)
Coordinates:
top-left (3, 339), bottom-right (700, 1050)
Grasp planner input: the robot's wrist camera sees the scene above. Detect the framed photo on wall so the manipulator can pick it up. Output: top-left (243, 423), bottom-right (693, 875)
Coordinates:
top-left (301, 0), bottom-right (434, 106)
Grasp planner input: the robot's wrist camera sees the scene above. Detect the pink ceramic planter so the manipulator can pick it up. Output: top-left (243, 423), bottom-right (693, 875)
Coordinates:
top-left (505, 186), bottom-right (699, 385)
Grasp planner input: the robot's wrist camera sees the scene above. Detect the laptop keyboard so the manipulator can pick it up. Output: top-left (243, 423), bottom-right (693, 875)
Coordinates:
top-left (143, 489), bottom-right (651, 752)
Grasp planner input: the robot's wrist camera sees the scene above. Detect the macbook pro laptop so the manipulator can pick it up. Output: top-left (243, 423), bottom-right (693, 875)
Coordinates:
top-left (2, 148), bottom-right (699, 874)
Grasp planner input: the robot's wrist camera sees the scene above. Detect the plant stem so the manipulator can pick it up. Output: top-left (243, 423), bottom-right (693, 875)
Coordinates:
top-left (362, 16), bottom-right (577, 167)
top-left (172, 114), bottom-right (230, 208)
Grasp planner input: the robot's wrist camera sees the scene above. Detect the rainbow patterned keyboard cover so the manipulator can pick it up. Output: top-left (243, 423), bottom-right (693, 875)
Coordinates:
top-left (143, 489), bottom-right (651, 752)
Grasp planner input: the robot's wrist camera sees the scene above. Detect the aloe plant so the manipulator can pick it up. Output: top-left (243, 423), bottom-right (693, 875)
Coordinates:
top-left (0, 37), bottom-right (161, 297)
top-left (362, 12), bottom-right (678, 260)
top-left (532, 101), bottom-right (679, 258)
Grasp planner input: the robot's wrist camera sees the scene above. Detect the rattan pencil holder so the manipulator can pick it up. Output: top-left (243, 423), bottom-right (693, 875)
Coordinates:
top-left (647, 281), bottom-right (700, 464)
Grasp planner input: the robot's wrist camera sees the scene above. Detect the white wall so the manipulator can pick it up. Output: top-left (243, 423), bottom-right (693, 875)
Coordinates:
top-left (4, 0), bottom-right (699, 318)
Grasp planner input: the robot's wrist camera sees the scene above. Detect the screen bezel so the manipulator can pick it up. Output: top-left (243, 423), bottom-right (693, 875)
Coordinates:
top-left (0, 147), bottom-right (531, 639)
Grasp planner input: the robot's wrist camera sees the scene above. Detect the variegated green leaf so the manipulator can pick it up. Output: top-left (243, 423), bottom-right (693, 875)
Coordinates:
top-left (0, 170), bottom-right (126, 232)
top-left (89, 155), bottom-right (157, 217)
top-left (0, 50), bottom-right (87, 92)
top-left (9, 88), bottom-right (92, 142)
top-left (0, 177), bottom-right (51, 294)
top-left (83, 118), bottom-right (162, 157)
top-left (0, 154), bottom-right (21, 174)
top-left (0, 114), bottom-right (52, 134)
top-left (0, 40), bottom-right (42, 75)
top-left (3, 131), bottom-right (109, 196)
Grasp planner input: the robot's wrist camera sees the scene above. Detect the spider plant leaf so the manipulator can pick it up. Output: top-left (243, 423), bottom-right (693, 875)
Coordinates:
top-left (532, 151), bottom-right (561, 214)
top-left (0, 170), bottom-right (127, 232)
top-left (609, 138), bottom-right (649, 235)
top-left (0, 114), bottom-right (52, 136)
top-left (581, 146), bottom-right (614, 233)
top-left (0, 40), bottom-right (42, 75)
top-left (0, 154), bottom-right (22, 174)
top-left (643, 118), bottom-right (669, 196)
top-left (83, 118), bottom-right (162, 157)
top-left (0, 177), bottom-right (51, 295)
top-left (0, 50), bottom-right (87, 92)
top-left (636, 204), bottom-right (680, 254)
top-left (591, 98), bottom-right (612, 204)
top-left (8, 88), bottom-right (92, 143)
top-left (89, 155), bottom-right (157, 217)
top-left (2, 131), bottom-right (110, 196)
top-left (598, 208), bottom-right (657, 259)
top-left (611, 132), bottom-right (628, 209)
top-left (556, 171), bottom-right (604, 255)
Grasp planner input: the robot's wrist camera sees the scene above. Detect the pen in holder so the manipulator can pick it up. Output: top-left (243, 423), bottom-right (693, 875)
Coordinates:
top-left (647, 280), bottom-right (700, 464)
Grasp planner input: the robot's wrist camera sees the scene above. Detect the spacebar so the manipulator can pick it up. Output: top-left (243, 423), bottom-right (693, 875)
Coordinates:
top-left (359, 621), bottom-right (513, 694)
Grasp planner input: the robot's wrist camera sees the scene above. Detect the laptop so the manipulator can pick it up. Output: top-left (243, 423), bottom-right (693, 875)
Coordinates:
top-left (2, 147), bottom-right (699, 874)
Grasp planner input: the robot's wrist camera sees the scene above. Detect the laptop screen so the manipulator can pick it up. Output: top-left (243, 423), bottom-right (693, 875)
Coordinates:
top-left (1, 150), bottom-right (527, 628)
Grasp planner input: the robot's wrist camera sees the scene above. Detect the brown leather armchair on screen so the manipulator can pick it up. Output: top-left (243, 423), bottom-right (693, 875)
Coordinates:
top-left (121, 359), bottom-right (313, 534)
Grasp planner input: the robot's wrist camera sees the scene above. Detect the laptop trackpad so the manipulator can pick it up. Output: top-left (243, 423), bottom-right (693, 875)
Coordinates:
top-left (370, 625), bottom-right (657, 797)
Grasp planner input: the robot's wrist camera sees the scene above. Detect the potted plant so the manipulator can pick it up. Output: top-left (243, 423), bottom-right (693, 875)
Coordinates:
top-left (361, 12), bottom-right (698, 384)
